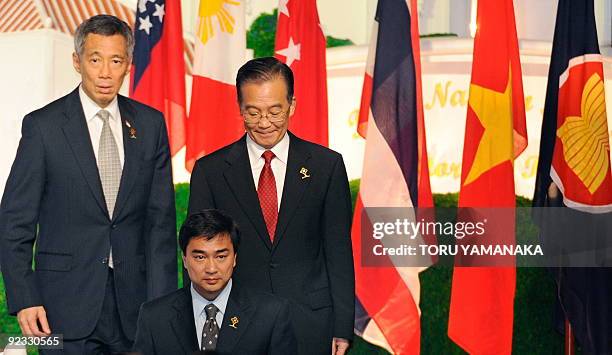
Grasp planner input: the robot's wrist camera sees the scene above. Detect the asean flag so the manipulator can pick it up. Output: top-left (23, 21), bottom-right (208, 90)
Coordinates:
top-left (550, 57), bottom-right (612, 211)
top-left (274, 0), bottom-right (328, 146)
top-left (186, 0), bottom-right (246, 171)
top-left (130, 0), bottom-right (187, 156)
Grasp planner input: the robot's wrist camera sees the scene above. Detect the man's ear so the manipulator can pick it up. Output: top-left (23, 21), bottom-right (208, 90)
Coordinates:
top-left (233, 253), bottom-right (237, 268)
top-left (72, 52), bottom-right (81, 74)
top-left (125, 57), bottom-right (132, 76)
top-left (288, 97), bottom-right (297, 117)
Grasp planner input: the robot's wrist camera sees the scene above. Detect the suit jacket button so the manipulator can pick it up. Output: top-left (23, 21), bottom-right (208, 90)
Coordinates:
top-left (269, 263), bottom-right (278, 269)
top-left (102, 257), bottom-right (109, 264)
top-left (111, 224), bottom-right (117, 229)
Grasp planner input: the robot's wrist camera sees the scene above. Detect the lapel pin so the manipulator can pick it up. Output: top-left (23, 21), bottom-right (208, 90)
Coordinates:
top-left (229, 316), bottom-right (239, 329)
top-left (125, 120), bottom-right (137, 139)
top-left (299, 167), bottom-right (310, 179)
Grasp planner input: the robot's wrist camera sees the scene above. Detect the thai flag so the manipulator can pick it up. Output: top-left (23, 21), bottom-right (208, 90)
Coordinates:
top-left (352, 0), bottom-right (433, 353)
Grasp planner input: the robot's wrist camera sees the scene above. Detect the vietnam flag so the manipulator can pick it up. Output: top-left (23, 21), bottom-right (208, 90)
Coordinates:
top-left (352, 0), bottom-right (433, 353)
top-left (130, 0), bottom-right (187, 156)
top-left (274, 0), bottom-right (328, 146)
top-left (448, 0), bottom-right (527, 354)
top-left (186, 0), bottom-right (246, 171)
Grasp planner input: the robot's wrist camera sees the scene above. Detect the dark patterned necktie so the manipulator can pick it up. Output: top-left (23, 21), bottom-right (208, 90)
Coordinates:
top-left (258, 150), bottom-right (278, 242)
top-left (201, 304), bottom-right (219, 351)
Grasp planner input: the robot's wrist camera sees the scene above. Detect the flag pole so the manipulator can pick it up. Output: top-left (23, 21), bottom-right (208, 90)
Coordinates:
top-left (564, 318), bottom-right (575, 355)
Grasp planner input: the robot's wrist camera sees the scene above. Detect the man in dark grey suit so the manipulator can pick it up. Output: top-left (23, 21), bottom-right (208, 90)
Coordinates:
top-left (188, 57), bottom-right (355, 355)
top-left (133, 209), bottom-right (297, 355)
top-left (0, 15), bottom-right (177, 354)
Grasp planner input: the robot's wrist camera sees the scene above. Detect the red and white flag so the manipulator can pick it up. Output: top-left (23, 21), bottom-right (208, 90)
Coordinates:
top-left (352, 0), bottom-right (433, 353)
top-left (186, 0), bottom-right (246, 171)
top-left (130, 0), bottom-right (187, 156)
top-left (274, 0), bottom-right (328, 146)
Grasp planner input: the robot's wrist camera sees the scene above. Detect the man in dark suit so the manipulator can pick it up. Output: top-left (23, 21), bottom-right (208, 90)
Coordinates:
top-left (188, 57), bottom-right (354, 355)
top-left (0, 15), bottom-right (177, 353)
top-left (133, 209), bottom-right (296, 355)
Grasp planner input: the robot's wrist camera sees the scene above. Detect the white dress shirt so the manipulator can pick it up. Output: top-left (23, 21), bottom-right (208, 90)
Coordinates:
top-left (79, 85), bottom-right (125, 168)
top-left (191, 279), bottom-right (232, 349)
top-left (246, 133), bottom-right (289, 211)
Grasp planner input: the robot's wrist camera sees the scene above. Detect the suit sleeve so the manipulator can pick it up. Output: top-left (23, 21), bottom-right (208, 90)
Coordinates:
top-left (322, 155), bottom-right (355, 340)
top-left (132, 303), bottom-right (156, 355)
top-left (187, 159), bottom-right (216, 215)
top-left (144, 114), bottom-right (178, 299)
top-left (0, 114), bottom-right (45, 314)
top-left (269, 299), bottom-right (298, 355)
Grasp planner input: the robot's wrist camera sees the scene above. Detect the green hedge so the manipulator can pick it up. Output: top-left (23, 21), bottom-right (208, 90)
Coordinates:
top-left (247, 9), bottom-right (354, 58)
top-left (0, 181), bottom-right (566, 354)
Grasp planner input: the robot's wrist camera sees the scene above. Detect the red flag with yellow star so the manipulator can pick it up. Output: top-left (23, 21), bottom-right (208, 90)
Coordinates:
top-left (448, 0), bottom-right (527, 353)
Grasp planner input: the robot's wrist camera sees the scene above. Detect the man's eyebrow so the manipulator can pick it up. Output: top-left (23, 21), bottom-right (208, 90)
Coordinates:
top-left (244, 104), bottom-right (283, 111)
top-left (86, 51), bottom-right (125, 58)
top-left (215, 248), bottom-right (230, 254)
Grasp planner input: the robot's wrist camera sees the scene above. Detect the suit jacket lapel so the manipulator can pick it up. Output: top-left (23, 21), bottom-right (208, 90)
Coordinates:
top-left (223, 136), bottom-right (272, 250)
top-left (61, 88), bottom-right (108, 217)
top-left (217, 286), bottom-right (253, 353)
top-left (170, 288), bottom-right (199, 353)
top-left (274, 133), bottom-right (312, 250)
top-left (112, 96), bottom-right (142, 220)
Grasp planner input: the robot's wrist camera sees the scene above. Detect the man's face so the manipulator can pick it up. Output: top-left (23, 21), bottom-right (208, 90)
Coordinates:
top-left (182, 233), bottom-right (236, 301)
top-left (240, 76), bottom-right (296, 149)
top-left (72, 33), bottom-right (130, 108)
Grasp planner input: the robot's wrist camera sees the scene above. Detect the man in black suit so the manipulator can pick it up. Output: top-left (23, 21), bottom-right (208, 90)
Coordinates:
top-left (133, 209), bottom-right (296, 355)
top-left (0, 15), bottom-right (177, 353)
top-left (188, 57), bottom-right (354, 355)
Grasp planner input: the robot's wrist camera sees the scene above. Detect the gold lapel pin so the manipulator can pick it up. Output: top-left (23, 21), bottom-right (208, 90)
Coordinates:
top-left (299, 167), bottom-right (310, 179)
top-left (229, 316), bottom-right (239, 329)
top-left (125, 120), bottom-right (137, 139)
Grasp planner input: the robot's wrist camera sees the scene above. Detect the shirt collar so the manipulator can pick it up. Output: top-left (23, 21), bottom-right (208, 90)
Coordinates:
top-left (79, 84), bottom-right (120, 123)
top-left (191, 279), bottom-right (232, 320)
top-left (246, 132), bottom-right (290, 166)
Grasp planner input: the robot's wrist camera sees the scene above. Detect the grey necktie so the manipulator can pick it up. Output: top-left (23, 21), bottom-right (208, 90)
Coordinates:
top-left (97, 109), bottom-right (122, 268)
top-left (201, 304), bottom-right (220, 351)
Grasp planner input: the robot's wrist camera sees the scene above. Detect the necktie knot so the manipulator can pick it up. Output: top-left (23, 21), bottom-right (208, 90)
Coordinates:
top-left (97, 109), bottom-right (111, 123)
top-left (205, 304), bottom-right (219, 320)
top-left (262, 150), bottom-right (275, 164)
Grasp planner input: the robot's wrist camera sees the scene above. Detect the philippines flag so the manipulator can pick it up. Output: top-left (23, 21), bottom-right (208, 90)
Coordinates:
top-left (185, 0), bottom-right (246, 171)
top-left (274, 0), bottom-right (328, 146)
top-left (352, 0), bottom-right (433, 353)
top-left (131, 0), bottom-right (187, 156)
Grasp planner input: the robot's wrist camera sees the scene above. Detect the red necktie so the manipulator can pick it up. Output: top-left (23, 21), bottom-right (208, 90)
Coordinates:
top-left (258, 150), bottom-right (278, 241)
